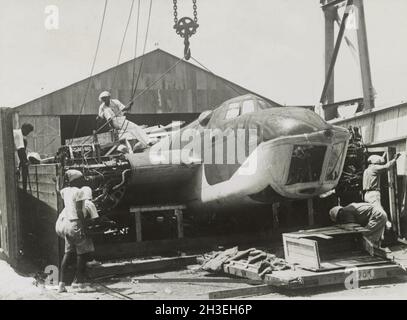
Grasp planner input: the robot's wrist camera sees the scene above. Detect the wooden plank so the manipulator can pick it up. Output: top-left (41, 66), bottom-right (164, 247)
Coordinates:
top-left (94, 231), bottom-right (274, 261)
top-left (265, 264), bottom-right (405, 289)
top-left (174, 209), bottom-right (184, 239)
top-left (87, 255), bottom-right (198, 278)
top-left (208, 284), bottom-right (275, 300)
top-left (130, 204), bottom-right (187, 213)
top-left (307, 198), bottom-right (315, 226)
top-left (283, 236), bottom-right (320, 270)
top-left (272, 202), bottom-right (279, 229)
top-left (133, 277), bottom-right (262, 284)
top-left (223, 262), bottom-right (262, 281)
top-left (0, 108), bottom-right (21, 267)
top-left (319, 255), bottom-right (387, 271)
top-left (387, 147), bottom-right (401, 236)
top-left (134, 212), bottom-right (142, 242)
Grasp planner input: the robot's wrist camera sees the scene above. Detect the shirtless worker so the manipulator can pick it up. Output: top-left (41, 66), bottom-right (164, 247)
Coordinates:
top-left (57, 170), bottom-right (95, 293)
top-left (96, 91), bottom-right (150, 148)
top-left (13, 123), bottom-right (34, 192)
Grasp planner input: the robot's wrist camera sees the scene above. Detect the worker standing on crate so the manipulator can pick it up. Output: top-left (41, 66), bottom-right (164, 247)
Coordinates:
top-left (363, 153), bottom-right (401, 207)
top-left (13, 123), bottom-right (34, 192)
top-left (363, 152), bottom-right (400, 230)
top-left (329, 202), bottom-right (388, 246)
top-left (96, 91), bottom-right (150, 148)
top-left (56, 170), bottom-right (97, 293)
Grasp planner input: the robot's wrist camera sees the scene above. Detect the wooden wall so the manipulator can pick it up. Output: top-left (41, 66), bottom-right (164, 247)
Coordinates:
top-left (19, 115), bottom-right (61, 157)
top-left (19, 164), bottom-right (62, 267)
top-left (330, 102), bottom-right (407, 152)
top-left (15, 49), bottom-right (281, 116)
top-left (0, 108), bottom-right (21, 267)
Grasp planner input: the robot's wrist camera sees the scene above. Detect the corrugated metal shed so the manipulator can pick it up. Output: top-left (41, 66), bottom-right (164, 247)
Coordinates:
top-left (15, 49), bottom-right (281, 116)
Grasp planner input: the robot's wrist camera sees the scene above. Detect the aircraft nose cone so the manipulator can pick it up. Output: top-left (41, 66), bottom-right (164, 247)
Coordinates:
top-left (260, 112), bottom-right (328, 142)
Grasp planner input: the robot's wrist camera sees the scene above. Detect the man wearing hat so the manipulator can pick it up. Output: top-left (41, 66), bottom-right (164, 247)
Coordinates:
top-left (96, 91), bottom-right (150, 148)
top-left (57, 170), bottom-right (96, 293)
top-left (329, 202), bottom-right (388, 245)
top-left (363, 152), bottom-right (401, 207)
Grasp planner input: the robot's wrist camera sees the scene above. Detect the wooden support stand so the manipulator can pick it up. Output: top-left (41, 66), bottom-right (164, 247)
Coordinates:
top-left (130, 205), bottom-right (186, 242)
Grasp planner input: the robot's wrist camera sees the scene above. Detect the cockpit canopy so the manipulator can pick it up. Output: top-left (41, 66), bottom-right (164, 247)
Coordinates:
top-left (211, 94), bottom-right (277, 123)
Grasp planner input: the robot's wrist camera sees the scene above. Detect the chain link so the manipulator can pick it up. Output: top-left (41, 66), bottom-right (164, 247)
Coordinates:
top-left (193, 0), bottom-right (198, 23)
top-left (173, 0), bottom-right (198, 25)
top-left (173, 0), bottom-right (178, 25)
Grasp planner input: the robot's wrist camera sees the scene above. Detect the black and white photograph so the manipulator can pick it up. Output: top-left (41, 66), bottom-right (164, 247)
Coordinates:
top-left (0, 0), bottom-right (407, 306)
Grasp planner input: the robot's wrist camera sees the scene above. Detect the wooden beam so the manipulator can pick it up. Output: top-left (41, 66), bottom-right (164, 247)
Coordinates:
top-left (208, 284), bottom-right (275, 300)
top-left (387, 147), bottom-right (401, 236)
top-left (401, 139), bottom-right (407, 237)
top-left (265, 264), bottom-right (404, 289)
top-left (130, 204), bottom-right (187, 213)
top-left (272, 202), bottom-right (279, 229)
top-left (133, 277), bottom-right (262, 284)
top-left (0, 108), bottom-right (21, 267)
top-left (174, 208), bottom-right (184, 239)
top-left (323, 6), bottom-right (337, 120)
top-left (321, 0), bottom-right (347, 10)
top-left (94, 231), bottom-right (275, 261)
top-left (87, 255), bottom-right (198, 278)
top-left (134, 211), bottom-right (142, 242)
top-left (354, 0), bottom-right (375, 111)
top-left (322, 97), bottom-right (363, 111)
top-left (307, 199), bottom-right (315, 226)
top-left (321, 0), bottom-right (353, 109)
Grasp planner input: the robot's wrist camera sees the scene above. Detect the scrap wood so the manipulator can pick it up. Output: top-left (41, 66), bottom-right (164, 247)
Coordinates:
top-left (201, 247), bottom-right (239, 272)
top-left (201, 247), bottom-right (290, 279)
top-left (131, 277), bottom-right (262, 284)
top-left (208, 284), bottom-right (276, 300)
top-left (247, 252), bottom-right (268, 265)
top-left (228, 248), bottom-right (256, 262)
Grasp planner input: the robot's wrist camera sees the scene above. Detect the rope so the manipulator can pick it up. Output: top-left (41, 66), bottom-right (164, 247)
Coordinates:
top-left (130, 0), bottom-right (153, 101)
top-left (70, 0), bottom-right (109, 143)
top-left (116, 0), bottom-right (153, 138)
top-left (111, 0), bottom-right (137, 89)
top-left (189, 55), bottom-right (244, 96)
top-left (130, 0), bottom-right (141, 94)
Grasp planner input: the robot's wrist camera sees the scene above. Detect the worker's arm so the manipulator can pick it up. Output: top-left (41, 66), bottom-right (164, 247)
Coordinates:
top-left (17, 148), bottom-right (28, 166)
top-left (372, 153), bottom-right (401, 172)
top-left (96, 104), bottom-right (105, 120)
top-left (122, 102), bottom-right (133, 112)
top-left (115, 99), bottom-right (131, 112)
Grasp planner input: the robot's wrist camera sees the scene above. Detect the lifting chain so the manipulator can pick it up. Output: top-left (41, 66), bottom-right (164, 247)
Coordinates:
top-left (173, 0), bottom-right (199, 60)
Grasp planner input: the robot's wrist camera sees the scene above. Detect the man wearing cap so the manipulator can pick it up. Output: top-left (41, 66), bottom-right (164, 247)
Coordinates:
top-left (363, 152), bottom-right (400, 207)
top-left (57, 170), bottom-right (96, 293)
top-left (96, 91), bottom-right (150, 148)
top-left (329, 203), bottom-right (388, 245)
top-left (13, 123), bottom-right (34, 192)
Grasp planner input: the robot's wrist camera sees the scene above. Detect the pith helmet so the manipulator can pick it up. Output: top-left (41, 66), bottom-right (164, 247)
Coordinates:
top-left (99, 91), bottom-right (111, 102)
top-left (65, 169), bottom-right (83, 183)
top-left (329, 206), bottom-right (343, 222)
top-left (368, 155), bottom-right (384, 165)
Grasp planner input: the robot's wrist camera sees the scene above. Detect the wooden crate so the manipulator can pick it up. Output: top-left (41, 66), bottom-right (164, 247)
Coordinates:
top-left (282, 223), bottom-right (385, 271)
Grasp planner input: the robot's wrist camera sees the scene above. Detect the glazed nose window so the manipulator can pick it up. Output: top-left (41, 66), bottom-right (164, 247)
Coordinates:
top-left (325, 142), bottom-right (346, 181)
top-left (286, 145), bottom-right (327, 185)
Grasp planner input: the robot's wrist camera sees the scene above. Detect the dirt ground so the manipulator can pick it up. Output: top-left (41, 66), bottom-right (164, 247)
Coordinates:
top-left (1, 258), bottom-right (407, 300)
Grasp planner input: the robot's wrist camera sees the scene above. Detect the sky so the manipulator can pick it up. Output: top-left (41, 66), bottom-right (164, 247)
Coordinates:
top-left (1, 0), bottom-right (407, 108)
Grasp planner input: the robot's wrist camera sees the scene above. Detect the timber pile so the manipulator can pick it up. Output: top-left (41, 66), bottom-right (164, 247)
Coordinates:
top-left (200, 247), bottom-right (290, 279)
